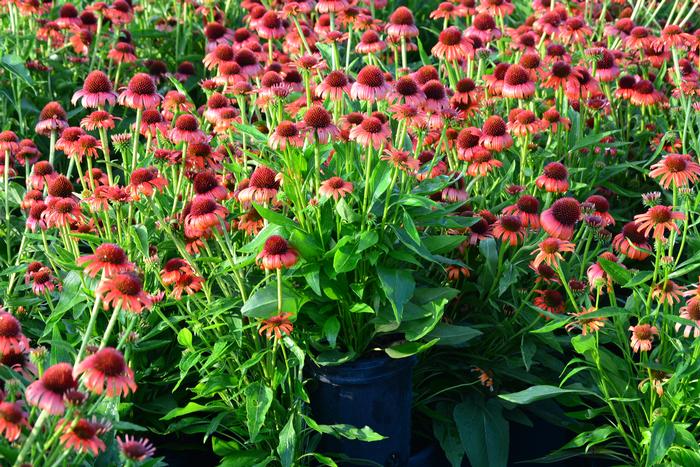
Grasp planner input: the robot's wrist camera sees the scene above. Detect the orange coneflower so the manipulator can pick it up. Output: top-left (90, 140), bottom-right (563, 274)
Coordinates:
top-left (566, 307), bottom-right (606, 335)
top-left (612, 221), bottom-right (651, 260)
top-left (634, 205), bottom-right (684, 240)
top-left (630, 79), bottom-right (666, 107)
top-left (532, 237), bottom-right (575, 268)
top-left (259, 312), bottom-right (294, 340)
top-left (629, 324), bottom-right (658, 352)
top-left (651, 280), bottom-right (684, 306)
top-left (467, 151), bottom-right (503, 177)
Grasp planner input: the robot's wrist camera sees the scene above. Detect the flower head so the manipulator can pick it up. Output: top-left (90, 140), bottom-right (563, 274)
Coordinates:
top-left (257, 235), bottom-right (298, 270)
top-left (258, 312), bottom-right (294, 340)
top-left (76, 347), bottom-right (136, 397)
top-left (26, 362), bottom-right (77, 414)
top-left (629, 324), bottom-right (658, 352)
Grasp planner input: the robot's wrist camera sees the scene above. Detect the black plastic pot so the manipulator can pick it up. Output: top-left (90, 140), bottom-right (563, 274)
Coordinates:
top-left (308, 355), bottom-right (417, 466)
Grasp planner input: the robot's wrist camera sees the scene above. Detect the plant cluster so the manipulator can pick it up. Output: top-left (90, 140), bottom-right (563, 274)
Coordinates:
top-left (0, 0), bottom-right (699, 465)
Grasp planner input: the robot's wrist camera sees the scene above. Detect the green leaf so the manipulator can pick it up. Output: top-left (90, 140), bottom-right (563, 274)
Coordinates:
top-left (530, 318), bottom-right (569, 334)
top-left (423, 235), bottom-right (467, 254)
top-left (253, 203), bottom-right (301, 232)
top-left (572, 334), bottom-right (596, 355)
top-left (454, 396), bottom-right (508, 467)
top-left (277, 413), bottom-right (296, 467)
top-left (598, 257), bottom-right (632, 285)
top-left (499, 385), bottom-right (586, 405)
top-left (349, 302), bottom-right (374, 314)
top-left (245, 382), bottom-right (274, 443)
top-left (377, 266), bottom-right (415, 322)
top-left (332, 236), bottom-right (361, 273)
top-left (668, 448), bottom-right (700, 467)
top-left (647, 417), bottom-right (675, 465)
top-left (241, 283), bottom-right (307, 318)
top-left (521, 336), bottom-right (537, 372)
top-left (131, 224), bottom-right (149, 258)
top-left (1, 54), bottom-right (35, 87)
top-left (162, 402), bottom-right (212, 420)
top-left (323, 317), bottom-right (340, 348)
top-left (302, 415), bottom-right (386, 441)
top-left (429, 323), bottom-right (482, 346)
top-left (385, 338), bottom-right (438, 358)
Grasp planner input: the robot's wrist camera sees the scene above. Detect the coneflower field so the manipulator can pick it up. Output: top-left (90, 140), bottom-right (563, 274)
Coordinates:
top-left (1, 0), bottom-right (700, 465)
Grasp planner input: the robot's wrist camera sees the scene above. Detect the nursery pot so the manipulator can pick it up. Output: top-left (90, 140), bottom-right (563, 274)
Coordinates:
top-left (308, 354), bottom-right (417, 466)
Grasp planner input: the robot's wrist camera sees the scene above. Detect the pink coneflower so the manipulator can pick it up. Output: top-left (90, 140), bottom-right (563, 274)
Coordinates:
top-left (349, 116), bottom-right (390, 149)
top-left (137, 109), bottom-right (168, 137)
top-left (128, 167), bottom-right (168, 198)
top-left (0, 311), bottom-right (30, 354)
top-left (615, 75), bottom-right (637, 100)
top-left (628, 324), bottom-right (658, 352)
top-left (30, 267), bottom-right (59, 295)
top-left (60, 417), bottom-right (108, 456)
top-left (422, 80), bottom-right (450, 113)
top-left (74, 135), bottom-right (101, 161)
top-left (26, 362), bottom-right (77, 414)
top-left (504, 194), bottom-right (541, 229)
top-left (169, 114), bottom-right (208, 145)
top-left (467, 151), bottom-right (503, 177)
top-left (480, 116), bottom-right (513, 151)
top-left (467, 212), bottom-right (495, 245)
top-left (454, 127), bottom-right (486, 163)
top-left (677, 299), bottom-right (700, 338)
top-left (493, 215), bottom-right (526, 245)
top-left (269, 121), bottom-right (304, 150)
top-left (634, 205), bottom-right (684, 240)
top-left (542, 61), bottom-right (575, 90)
top-left (319, 177), bottom-right (353, 200)
top-left (594, 50), bottom-right (619, 82)
top-left (203, 44), bottom-right (235, 70)
top-left (566, 67), bottom-right (600, 100)
top-left (118, 73), bottom-right (162, 109)
top-left (203, 93), bottom-right (232, 124)
top-left (542, 107), bottom-right (570, 132)
top-left (43, 198), bottom-right (83, 228)
top-left (478, 0), bottom-right (514, 16)
top-left (76, 347), bottom-right (136, 397)
top-left (184, 196), bottom-right (229, 237)
top-left (81, 110), bottom-right (118, 131)
top-left (257, 235), bottom-right (298, 270)
top-left (316, 0), bottom-right (348, 13)
top-left (386, 6), bottom-right (419, 38)
top-left (118, 436), bottom-right (156, 462)
top-left (258, 11), bottom-right (285, 40)
top-left (77, 243), bottom-right (134, 278)
top-left (35, 102), bottom-right (69, 136)
top-left (388, 76), bottom-right (425, 107)
top-left (533, 289), bottom-right (566, 316)
top-left (171, 273), bottom-right (204, 300)
top-left (237, 209), bottom-right (265, 235)
top-left (108, 41), bottom-right (137, 64)
top-left (302, 105), bottom-right (339, 144)
top-left (238, 166), bottom-right (280, 204)
top-left (356, 30), bottom-right (386, 55)
top-left (232, 48), bottom-right (262, 78)
top-left (193, 171), bottom-right (227, 201)
top-left (55, 127), bottom-right (85, 157)
top-left (351, 65), bottom-right (390, 102)
top-left (72, 71), bottom-right (117, 108)
top-left (536, 162), bottom-right (569, 193)
top-left (97, 272), bottom-right (153, 314)
top-left (587, 252), bottom-right (620, 291)
top-left (0, 401), bottom-right (27, 442)
top-left (656, 24), bottom-right (696, 50)
top-left (586, 195), bottom-right (615, 226)
top-left (630, 80), bottom-right (665, 107)
top-left (316, 70), bottom-right (351, 100)
top-left (468, 12), bottom-right (501, 43)
top-left (625, 26), bottom-right (653, 50)
top-left (566, 307), bottom-right (606, 335)
top-left (26, 201), bottom-right (48, 231)
top-left (502, 65), bottom-right (535, 99)
top-left (612, 221), bottom-right (651, 260)
top-left (649, 153), bottom-right (700, 189)
top-left (508, 110), bottom-right (545, 136)
top-left (541, 197), bottom-right (581, 240)
top-left (432, 27), bottom-right (473, 61)
top-left (160, 258), bottom-right (193, 286)
top-left (381, 147), bottom-right (420, 173)
top-left (558, 16), bottom-right (591, 44)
